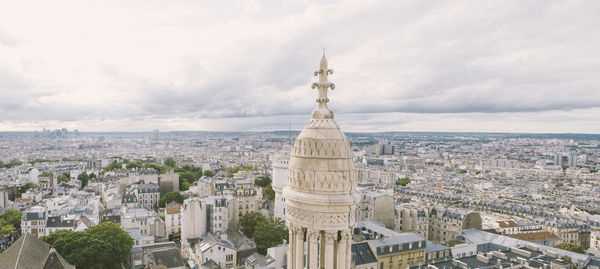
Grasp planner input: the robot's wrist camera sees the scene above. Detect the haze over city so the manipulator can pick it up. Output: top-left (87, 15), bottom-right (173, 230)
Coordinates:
top-left (1, 0), bottom-right (599, 133)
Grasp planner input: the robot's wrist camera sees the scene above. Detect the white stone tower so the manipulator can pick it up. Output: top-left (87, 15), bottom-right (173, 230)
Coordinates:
top-left (272, 145), bottom-right (290, 220)
top-left (283, 54), bottom-right (358, 269)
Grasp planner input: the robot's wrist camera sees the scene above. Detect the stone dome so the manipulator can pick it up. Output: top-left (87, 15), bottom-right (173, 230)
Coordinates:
top-left (282, 54), bottom-right (358, 232)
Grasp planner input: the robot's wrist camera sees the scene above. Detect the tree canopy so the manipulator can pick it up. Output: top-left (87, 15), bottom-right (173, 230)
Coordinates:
top-left (0, 208), bottom-right (22, 229)
top-left (175, 165), bottom-right (202, 191)
top-left (0, 224), bottom-right (15, 236)
top-left (125, 161), bottom-right (142, 169)
top-left (253, 217), bottom-right (287, 254)
top-left (554, 242), bottom-right (584, 254)
top-left (395, 177), bottom-right (411, 186)
top-left (0, 160), bottom-right (23, 169)
top-left (86, 222), bottom-right (135, 265)
top-left (42, 222), bottom-right (133, 269)
top-left (254, 176), bottom-right (275, 201)
top-left (263, 184), bottom-right (275, 201)
top-left (0, 208), bottom-right (21, 235)
top-left (50, 230), bottom-right (114, 269)
top-left (254, 176), bottom-right (271, 187)
top-left (77, 172), bottom-right (89, 189)
top-left (19, 182), bottom-right (34, 194)
top-left (240, 212), bottom-right (266, 238)
top-left (158, 191), bottom-right (184, 208)
top-left (240, 212), bottom-right (288, 254)
top-left (101, 160), bottom-right (123, 174)
top-left (203, 170), bottom-right (214, 177)
top-left (57, 172), bottom-right (70, 183)
top-left (164, 158), bottom-right (177, 168)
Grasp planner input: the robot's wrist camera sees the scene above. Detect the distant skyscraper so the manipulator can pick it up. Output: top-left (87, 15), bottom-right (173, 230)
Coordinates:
top-left (283, 54), bottom-right (358, 269)
top-left (151, 130), bottom-right (160, 144)
top-left (568, 152), bottom-right (577, 167)
top-left (554, 153), bottom-right (562, 166)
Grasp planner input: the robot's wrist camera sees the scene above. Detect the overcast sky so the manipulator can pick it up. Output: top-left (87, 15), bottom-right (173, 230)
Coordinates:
top-left (1, 0), bottom-right (599, 133)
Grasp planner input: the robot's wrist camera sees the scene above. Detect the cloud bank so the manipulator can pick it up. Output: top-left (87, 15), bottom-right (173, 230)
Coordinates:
top-left (0, 0), bottom-right (599, 132)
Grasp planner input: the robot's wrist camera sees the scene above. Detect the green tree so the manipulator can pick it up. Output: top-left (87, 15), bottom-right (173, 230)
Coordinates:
top-left (158, 191), bottom-right (184, 208)
top-left (232, 166), bottom-right (256, 174)
top-left (164, 158), bottom-right (177, 168)
top-left (180, 181), bottom-right (192, 191)
top-left (254, 217), bottom-right (288, 254)
top-left (126, 161), bottom-right (142, 169)
top-left (0, 208), bottom-right (22, 229)
top-left (19, 182), bottom-right (34, 194)
top-left (143, 163), bottom-right (169, 174)
top-left (240, 212), bottom-right (266, 238)
top-left (57, 172), bottom-right (70, 183)
top-left (41, 230), bottom-right (73, 246)
top-left (0, 224), bottom-right (15, 235)
top-left (554, 242), bottom-right (584, 254)
top-left (254, 176), bottom-right (272, 187)
top-left (395, 177), bottom-right (411, 186)
top-left (174, 165), bottom-right (202, 191)
top-left (102, 160), bottom-right (122, 174)
top-left (203, 170), bottom-right (214, 177)
top-left (0, 159), bottom-right (23, 169)
top-left (77, 172), bottom-right (89, 189)
top-left (561, 255), bottom-right (572, 262)
top-left (86, 222), bottom-right (134, 267)
top-left (52, 231), bottom-right (114, 268)
top-left (263, 184), bottom-right (275, 201)
top-left (89, 172), bottom-right (97, 179)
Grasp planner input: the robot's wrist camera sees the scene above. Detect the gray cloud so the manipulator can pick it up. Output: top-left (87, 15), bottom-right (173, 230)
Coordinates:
top-left (0, 0), bottom-right (599, 131)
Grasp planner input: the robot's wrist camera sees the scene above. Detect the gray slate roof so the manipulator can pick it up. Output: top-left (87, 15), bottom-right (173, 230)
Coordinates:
top-left (352, 242), bottom-right (377, 266)
top-left (0, 233), bottom-right (75, 269)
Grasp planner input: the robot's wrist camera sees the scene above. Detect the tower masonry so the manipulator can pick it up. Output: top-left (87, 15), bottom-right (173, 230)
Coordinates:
top-left (283, 54), bottom-right (359, 269)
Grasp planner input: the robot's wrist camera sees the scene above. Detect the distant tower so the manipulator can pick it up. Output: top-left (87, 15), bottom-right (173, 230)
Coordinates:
top-left (283, 54), bottom-right (358, 269)
top-left (554, 153), bottom-right (562, 166)
top-left (272, 146), bottom-right (290, 220)
top-left (568, 152), bottom-right (577, 167)
top-left (151, 130), bottom-right (160, 144)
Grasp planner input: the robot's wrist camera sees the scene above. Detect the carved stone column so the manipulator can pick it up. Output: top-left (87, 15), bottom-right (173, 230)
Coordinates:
top-left (307, 229), bottom-right (319, 269)
top-left (336, 230), bottom-right (347, 269)
top-left (295, 226), bottom-right (305, 269)
top-left (324, 231), bottom-right (336, 269)
top-left (288, 226), bottom-right (294, 269)
top-left (345, 229), bottom-right (352, 268)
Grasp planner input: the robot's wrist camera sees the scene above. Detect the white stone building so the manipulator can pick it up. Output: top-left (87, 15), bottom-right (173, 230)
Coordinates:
top-left (21, 205), bottom-right (46, 237)
top-left (394, 203), bottom-right (430, 239)
top-left (165, 203), bottom-right (182, 236)
top-left (181, 196), bottom-right (230, 243)
top-left (272, 146), bottom-right (290, 221)
top-left (127, 182), bottom-right (160, 210)
top-left (194, 236), bottom-right (237, 269)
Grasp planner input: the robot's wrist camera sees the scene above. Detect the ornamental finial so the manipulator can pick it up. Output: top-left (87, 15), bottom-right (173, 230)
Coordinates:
top-left (311, 53), bottom-right (335, 119)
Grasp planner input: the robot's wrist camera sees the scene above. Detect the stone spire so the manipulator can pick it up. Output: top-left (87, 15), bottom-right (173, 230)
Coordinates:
top-left (283, 54), bottom-right (358, 269)
top-left (311, 53), bottom-right (336, 119)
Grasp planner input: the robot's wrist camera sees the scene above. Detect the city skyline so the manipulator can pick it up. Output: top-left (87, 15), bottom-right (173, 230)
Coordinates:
top-left (1, 0), bottom-right (599, 133)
